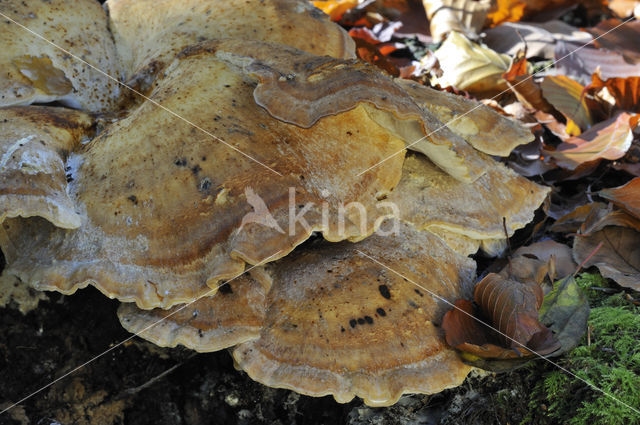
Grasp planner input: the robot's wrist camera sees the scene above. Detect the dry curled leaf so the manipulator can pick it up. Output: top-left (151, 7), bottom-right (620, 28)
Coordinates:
top-left (574, 224), bottom-right (640, 291)
top-left (422, 0), bottom-right (492, 42)
top-left (432, 31), bottom-right (511, 94)
top-left (599, 177), bottom-right (640, 220)
top-left (555, 41), bottom-right (640, 84)
top-left (484, 20), bottom-right (592, 58)
top-left (588, 72), bottom-right (640, 114)
top-left (586, 19), bottom-right (640, 65)
top-left (442, 273), bottom-right (560, 360)
top-left (546, 112), bottom-right (638, 169)
top-left (503, 54), bottom-right (557, 114)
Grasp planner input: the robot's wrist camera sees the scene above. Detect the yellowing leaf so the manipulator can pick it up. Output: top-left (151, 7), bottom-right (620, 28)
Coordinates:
top-left (432, 31), bottom-right (511, 94)
top-left (541, 75), bottom-right (592, 131)
top-left (312, 0), bottom-right (358, 21)
top-left (546, 112), bottom-right (637, 169)
top-left (486, 0), bottom-right (526, 27)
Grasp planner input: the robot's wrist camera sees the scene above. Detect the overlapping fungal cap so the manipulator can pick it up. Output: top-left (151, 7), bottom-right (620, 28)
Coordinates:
top-left (0, 106), bottom-right (92, 230)
top-left (397, 79), bottom-right (533, 156)
top-left (107, 0), bottom-right (355, 88)
top-left (0, 0), bottom-right (122, 112)
top-left (0, 40), bottom-right (407, 309)
top-left (223, 39), bottom-right (489, 182)
top-left (388, 152), bottom-right (550, 251)
top-left (118, 268), bottom-right (271, 352)
top-left (118, 221), bottom-right (475, 406)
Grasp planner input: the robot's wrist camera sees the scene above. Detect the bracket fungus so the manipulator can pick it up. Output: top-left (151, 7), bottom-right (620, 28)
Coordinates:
top-left (0, 0), bottom-right (552, 408)
top-left (107, 0), bottom-right (356, 90)
top-left (120, 221), bottom-right (476, 406)
top-left (0, 0), bottom-right (122, 112)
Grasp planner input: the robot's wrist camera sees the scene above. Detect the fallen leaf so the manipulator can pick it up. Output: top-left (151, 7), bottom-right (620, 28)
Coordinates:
top-left (513, 240), bottom-right (577, 279)
top-left (555, 41), bottom-right (640, 84)
top-left (485, 0), bottom-right (527, 27)
top-left (538, 275), bottom-right (590, 356)
top-left (351, 34), bottom-right (400, 76)
top-left (599, 177), bottom-right (640, 220)
top-left (541, 75), bottom-right (592, 132)
top-left (573, 225), bottom-right (640, 290)
top-left (422, 0), bottom-right (492, 42)
top-left (546, 112), bottom-right (637, 169)
top-left (608, 0), bottom-right (640, 18)
top-left (442, 273), bottom-right (560, 360)
top-left (502, 54), bottom-right (557, 114)
top-left (432, 31), bottom-right (511, 94)
top-left (485, 0), bottom-right (606, 27)
top-left (312, 0), bottom-right (359, 21)
top-left (550, 202), bottom-right (608, 233)
top-left (588, 72), bottom-right (640, 114)
top-left (586, 19), bottom-right (640, 65)
top-left (483, 20), bottom-right (593, 58)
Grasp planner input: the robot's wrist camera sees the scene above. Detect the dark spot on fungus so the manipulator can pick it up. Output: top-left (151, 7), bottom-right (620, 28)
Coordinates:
top-left (378, 284), bottom-right (391, 299)
top-left (349, 319), bottom-right (357, 328)
top-left (198, 329), bottom-right (204, 338)
top-left (174, 157), bottom-right (187, 166)
top-left (376, 307), bottom-right (386, 317)
top-left (357, 318), bottom-right (365, 325)
top-left (198, 177), bottom-right (212, 192)
top-left (408, 300), bottom-right (419, 309)
top-left (127, 195), bottom-right (138, 205)
top-left (364, 315), bottom-right (373, 324)
top-left (341, 326), bottom-right (345, 333)
top-left (191, 164), bottom-right (202, 175)
top-left (219, 284), bottom-right (233, 294)
top-left (414, 289), bottom-right (424, 297)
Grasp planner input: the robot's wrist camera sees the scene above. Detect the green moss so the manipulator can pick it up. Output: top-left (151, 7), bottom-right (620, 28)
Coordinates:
top-left (523, 273), bottom-right (640, 425)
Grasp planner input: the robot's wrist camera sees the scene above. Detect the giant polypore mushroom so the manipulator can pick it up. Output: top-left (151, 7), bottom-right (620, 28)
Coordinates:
top-left (0, 0), bottom-right (551, 408)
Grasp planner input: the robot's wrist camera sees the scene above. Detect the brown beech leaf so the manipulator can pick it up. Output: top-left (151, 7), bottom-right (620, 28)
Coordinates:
top-left (588, 72), bottom-right (640, 114)
top-left (513, 240), bottom-right (577, 280)
top-left (443, 273), bottom-right (560, 360)
top-left (442, 299), bottom-right (523, 359)
top-left (503, 54), bottom-right (556, 114)
top-left (484, 20), bottom-right (592, 58)
top-left (573, 225), bottom-right (640, 291)
top-left (586, 19), bottom-right (640, 65)
top-left (541, 75), bottom-right (592, 131)
top-left (546, 112), bottom-right (637, 169)
top-left (599, 177), bottom-right (640, 220)
top-left (550, 202), bottom-right (608, 233)
top-left (555, 42), bottom-right (640, 84)
top-left (351, 36), bottom-right (400, 77)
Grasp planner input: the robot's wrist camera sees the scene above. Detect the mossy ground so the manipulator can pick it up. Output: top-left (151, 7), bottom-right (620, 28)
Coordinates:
top-left (522, 273), bottom-right (640, 425)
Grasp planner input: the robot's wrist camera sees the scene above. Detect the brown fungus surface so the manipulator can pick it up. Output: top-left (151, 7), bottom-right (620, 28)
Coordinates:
top-left (107, 0), bottom-right (355, 89)
top-left (397, 79), bottom-right (534, 156)
top-left (233, 221), bottom-right (475, 406)
top-left (205, 39), bottom-right (489, 182)
top-left (0, 106), bottom-right (93, 231)
top-left (117, 268), bottom-right (271, 352)
top-left (0, 0), bottom-right (122, 112)
top-left (388, 153), bottom-right (550, 243)
top-left (0, 41), bottom-right (405, 309)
